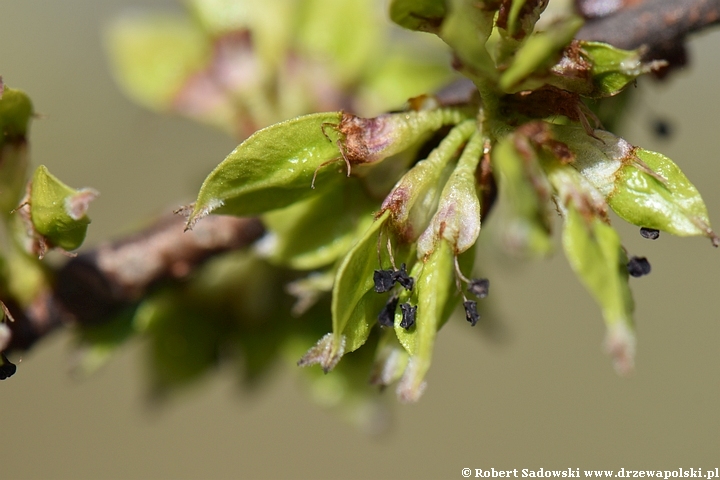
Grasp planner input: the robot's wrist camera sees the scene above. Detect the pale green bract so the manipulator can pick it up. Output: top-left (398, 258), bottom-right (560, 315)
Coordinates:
top-left (440, 0), bottom-right (497, 79)
top-left (380, 120), bottom-right (477, 243)
top-left (417, 130), bottom-right (484, 257)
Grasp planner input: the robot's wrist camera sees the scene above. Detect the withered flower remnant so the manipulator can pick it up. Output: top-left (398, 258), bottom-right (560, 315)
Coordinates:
top-left (627, 256), bottom-right (651, 278)
top-left (399, 303), bottom-right (417, 330)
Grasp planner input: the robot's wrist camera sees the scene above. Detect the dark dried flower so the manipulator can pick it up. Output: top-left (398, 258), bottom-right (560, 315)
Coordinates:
top-left (463, 301), bottom-right (480, 326)
top-left (378, 295), bottom-right (399, 327)
top-left (627, 256), bottom-right (651, 277)
top-left (399, 303), bottom-right (417, 330)
top-left (468, 278), bottom-right (490, 299)
top-left (639, 227), bottom-right (660, 240)
top-left (393, 263), bottom-right (415, 291)
top-left (373, 269), bottom-right (396, 293)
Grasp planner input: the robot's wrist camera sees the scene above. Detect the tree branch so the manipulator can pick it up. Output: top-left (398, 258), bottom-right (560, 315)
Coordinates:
top-left (5, 215), bottom-right (264, 352)
top-left (576, 0), bottom-right (720, 74)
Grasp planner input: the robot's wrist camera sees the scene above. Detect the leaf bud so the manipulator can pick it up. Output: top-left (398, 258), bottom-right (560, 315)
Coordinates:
top-left (24, 165), bottom-right (98, 254)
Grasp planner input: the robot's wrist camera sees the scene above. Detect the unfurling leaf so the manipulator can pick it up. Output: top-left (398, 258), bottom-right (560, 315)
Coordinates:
top-left (299, 211), bottom-right (391, 373)
top-left (331, 211), bottom-right (392, 355)
top-left (500, 0), bottom-right (548, 39)
top-left (189, 108), bottom-right (469, 229)
top-left (439, 0), bottom-right (497, 78)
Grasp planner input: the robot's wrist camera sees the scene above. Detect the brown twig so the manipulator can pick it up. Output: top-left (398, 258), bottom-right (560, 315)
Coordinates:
top-left (576, 0), bottom-right (720, 75)
top-left (5, 214), bottom-right (264, 352)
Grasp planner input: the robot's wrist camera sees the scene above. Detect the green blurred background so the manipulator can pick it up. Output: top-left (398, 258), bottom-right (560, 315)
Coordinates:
top-left (1, 1), bottom-right (719, 479)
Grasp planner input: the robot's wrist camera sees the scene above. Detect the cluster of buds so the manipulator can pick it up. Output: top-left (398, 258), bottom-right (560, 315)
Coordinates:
top-left (184, 0), bottom-right (717, 402)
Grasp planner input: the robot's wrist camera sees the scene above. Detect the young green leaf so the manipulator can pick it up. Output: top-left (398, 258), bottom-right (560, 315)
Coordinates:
top-left (553, 126), bottom-right (718, 245)
top-left (298, 211), bottom-right (391, 373)
top-left (29, 165), bottom-right (98, 252)
top-left (331, 210), bottom-right (392, 355)
top-left (561, 204), bottom-right (635, 375)
top-left (187, 112), bottom-right (343, 227)
top-left (613, 148), bottom-right (718, 245)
